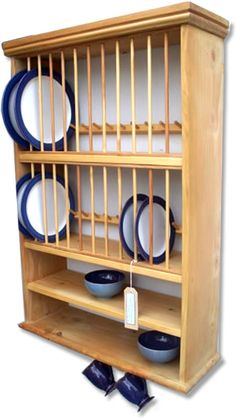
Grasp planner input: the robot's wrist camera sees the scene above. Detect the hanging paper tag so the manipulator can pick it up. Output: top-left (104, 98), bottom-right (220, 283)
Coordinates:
top-left (124, 287), bottom-right (138, 330)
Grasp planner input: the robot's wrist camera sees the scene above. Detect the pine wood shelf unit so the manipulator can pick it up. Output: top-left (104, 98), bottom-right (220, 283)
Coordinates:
top-left (2, 2), bottom-right (229, 394)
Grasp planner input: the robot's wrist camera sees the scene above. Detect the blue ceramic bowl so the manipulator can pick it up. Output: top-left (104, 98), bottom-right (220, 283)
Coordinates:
top-left (84, 270), bottom-right (125, 298)
top-left (108, 373), bottom-right (154, 412)
top-left (82, 360), bottom-right (115, 395)
top-left (138, 331), bottom-right (180, 363)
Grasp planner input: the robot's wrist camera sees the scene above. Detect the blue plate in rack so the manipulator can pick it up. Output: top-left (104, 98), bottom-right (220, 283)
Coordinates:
top-left (119, 194), bottom-right (148, 260)
top-left (1, 70), bottom-right (29, 148)
top-left (15, 68), bottom-right (75, 151)
top-left (16, 173), bottom-right (34, 238)
top-left (21, 172), bottom-right (75, 242)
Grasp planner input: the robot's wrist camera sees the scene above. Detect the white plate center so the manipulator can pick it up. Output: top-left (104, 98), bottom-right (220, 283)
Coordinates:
top-left (20, 75), bottom-right (72, 144)
top-left (26, 179), bottom-right (69, 236)
top-left (138, 202), bottom-right (168, 257)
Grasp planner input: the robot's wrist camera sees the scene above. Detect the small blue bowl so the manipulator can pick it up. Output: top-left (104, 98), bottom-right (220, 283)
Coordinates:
top-left (84, 270), bottom-right (125, 298)
top-left (82, 360), bottom-right (115, 395)
top-left (138, 331), bottom-right (180, 363)
top-left (108, 373), bottom-right (154, 412)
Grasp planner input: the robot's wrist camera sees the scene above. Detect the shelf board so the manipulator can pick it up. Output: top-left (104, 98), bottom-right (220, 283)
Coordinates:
top-left (19, 305), bottom-right (185, 391)
top-left (19, 152), bottom-right (182, 169)
top-left (27, 269), bottom-right (181, 337)
top-left (25, 234), bottom-right (182, 283)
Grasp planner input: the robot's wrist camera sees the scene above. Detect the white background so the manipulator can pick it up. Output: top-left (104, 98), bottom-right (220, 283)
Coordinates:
top-left (0, 1), bottom-right (235, 417)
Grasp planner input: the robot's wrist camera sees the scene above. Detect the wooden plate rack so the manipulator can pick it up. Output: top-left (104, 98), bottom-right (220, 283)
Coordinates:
top-left (2, 2), bottom-right (229, 393)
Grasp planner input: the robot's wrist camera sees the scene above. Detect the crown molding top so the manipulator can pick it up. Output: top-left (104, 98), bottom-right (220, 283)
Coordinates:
top-left (2, 2), bottom-right (229, 57)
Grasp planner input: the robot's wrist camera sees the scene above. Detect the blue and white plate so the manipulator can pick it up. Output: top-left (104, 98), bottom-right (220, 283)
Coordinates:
top-left (16, 173), bottom-right (34, 237)
top-left (2, 70), bottom-right (29, 148)
top-left (135, 196), bottom-right (175, 264)
top-left (21, 173), bottom-right (75, 242)
top-left (119, 194), bottom-right (147, 259)
top-left (15, 68), bottom-right (75, 151)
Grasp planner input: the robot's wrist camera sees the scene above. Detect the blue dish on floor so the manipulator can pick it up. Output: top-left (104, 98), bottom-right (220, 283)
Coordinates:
top-left (138, 330), bottom-right (180, 363)
top-left (84, 270), bottom-right (125, 298)
top-left (107, 373), bottom-right (154, 412)
top-left (82, 360), bottom-right (115, 395)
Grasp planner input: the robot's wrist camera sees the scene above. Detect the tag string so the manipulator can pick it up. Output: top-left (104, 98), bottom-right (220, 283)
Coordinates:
top-left (130, 259), bottom-right (137, 288)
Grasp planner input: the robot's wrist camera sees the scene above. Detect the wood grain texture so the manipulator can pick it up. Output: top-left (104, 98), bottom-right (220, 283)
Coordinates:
top-left (24, 234), bottom-right (182, 283)
top-left (19, 305), bottom-right (182, 391)
top-left (2, 3), bottom-right (229, 57)
top-left (19, 304), bottom-right (221, 392)
top-left (180, 25), bottom-right (224, 382)
top-left (27, 269), bottom-right (181, 336)
top-left (19, 152), bottom-right (182, 169)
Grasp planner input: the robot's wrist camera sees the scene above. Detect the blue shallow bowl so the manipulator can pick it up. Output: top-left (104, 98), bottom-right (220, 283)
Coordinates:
top-left (138, 331), bottom-right (180, 363)
top-left (107, 373), bottom-right (154, 412)
top-left (82, 360), bottom-right (115, 395)
top-left (84, 270), bottom-right (125, 298)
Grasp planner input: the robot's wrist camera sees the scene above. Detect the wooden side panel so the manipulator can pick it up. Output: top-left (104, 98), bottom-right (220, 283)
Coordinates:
top-left (180, 25), bottom-right (224, 381)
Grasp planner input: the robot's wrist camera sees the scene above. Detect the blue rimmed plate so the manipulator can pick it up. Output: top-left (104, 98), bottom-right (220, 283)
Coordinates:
top-left (135, 195), bottom-right (175, 264)
top-left (15, 68), bottom-right (75, 151)
top-left (119, 194), bottom-right (147, 259)
top-left (16, 173), bottom-right (34, 238)
top-left (21, 173), bottom-right (75, 242)
top-left (1, 70), bottom-right (29, 148)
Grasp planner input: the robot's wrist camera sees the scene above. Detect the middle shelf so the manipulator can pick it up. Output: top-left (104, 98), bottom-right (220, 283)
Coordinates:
top-left (27, 269), bottom-right (181, 337)
top-left (25, 234), bottom-right (182, 282)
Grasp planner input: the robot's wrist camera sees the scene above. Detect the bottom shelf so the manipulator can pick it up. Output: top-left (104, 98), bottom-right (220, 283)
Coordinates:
top-left (19, 305), bottom-right (220, 393)
top-left (20, 304), bottom-right (183, 391)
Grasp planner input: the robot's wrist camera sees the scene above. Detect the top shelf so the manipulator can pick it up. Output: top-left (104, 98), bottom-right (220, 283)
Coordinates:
top-left (2, 3), bottom-right (229, 57)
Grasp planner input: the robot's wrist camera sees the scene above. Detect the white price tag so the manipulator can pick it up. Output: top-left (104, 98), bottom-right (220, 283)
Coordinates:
top-left (124, 287), bottom-right (138, 330)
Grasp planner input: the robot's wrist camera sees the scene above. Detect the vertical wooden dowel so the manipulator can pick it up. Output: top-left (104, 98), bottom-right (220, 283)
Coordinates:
top-left (49, 54), bottom-right (56, 152)
top-left (165, 169), bottom-right (170, 269)
top-left (37, 55), bottom-right (44, 153)
top-left (164, 32), bottom-right (170, 154)
top-left (73, 48), bottom-right (82, 249)
top-left (101, 43), bottom-right (108, 255)
top-left (101, 43), bottom-right (106, 153)
top-left (87, 46), bottom-right (95, 252)
top-left (149, 169), bottom-right (153, 264)
top-left (130, 38), bottom-right (136, 154)
top-left (147, 35), bottom-right (152, 154)
top-left (27, 57), bottom-right (34, 178)
top-left (87, 46), bottom-right (93, 152)
top-left (130, 38), bottom-right (137, 260)
top-left (52, 164), bottom-right (59, 246)
top-left (64, 164), bottom-right (70, 248)
top-left (133, 169), bottom-right (137, 261)
top-left (116, 41), bottom-right (122, 258)
top-left (61, 51), bottom-right (70, 247)
top-left (73, 48), bottom-right (80, 152)
top-left (61, 51), bottom-right (68, 152)
top-left (77, 167), bottom-right (83, 250)
top-left (116, 40), bottom-right (121, 152)
top-left (49, 54), bottom-right (59, 246)
top-left (117, 167), bottom-right (122, 259)
top-left (147, 36), bottom-right (153, 264)
top-left (38, 55), bottom-right (48, 244)
top-left (90, 166), bottom-right (95, 253)
top-left (103, 167), bottom-right (108, 256)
